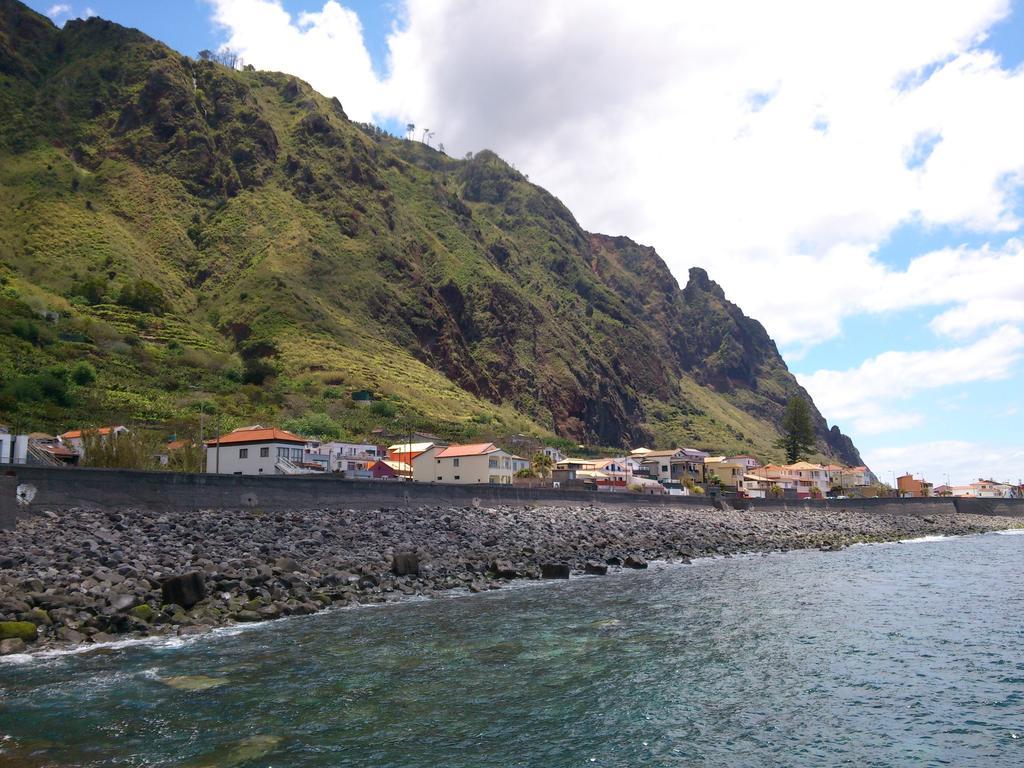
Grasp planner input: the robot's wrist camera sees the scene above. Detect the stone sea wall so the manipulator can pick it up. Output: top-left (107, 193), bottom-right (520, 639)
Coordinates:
top-left (3, 465), bottom-right (1023, 524)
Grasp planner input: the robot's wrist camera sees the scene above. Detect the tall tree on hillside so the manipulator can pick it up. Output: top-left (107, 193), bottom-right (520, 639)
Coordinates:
top-left (775, 396), bottom-right (816, 463)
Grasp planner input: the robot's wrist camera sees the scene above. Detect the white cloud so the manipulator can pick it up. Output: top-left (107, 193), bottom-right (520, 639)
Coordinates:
top-left (46, 3), bottom-right (71, 19)
top-left (207, 1), bottom-right (1024, 350)
top-left (381, 0), bottom-right (1024, 349)
top-left (208, 0), bottom-right (382, 122)
top-left (797, 326), bottom-right (1024, 435)
top-left (865, 440), bottom-right (1024, 486)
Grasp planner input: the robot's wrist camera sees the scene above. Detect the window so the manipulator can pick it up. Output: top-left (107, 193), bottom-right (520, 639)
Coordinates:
top-left (453, 458), bottom-right (460, 467)
top-left (277, 447), bottom-right (289, 458)
top-left (489, 459), bottom-right (498, 469)
top-left (347, 461), bottom-right (356, 471)
top-left (661, 465), bottom-right (669, 473)
top-left (291, 448), bottom-right (302, 461)
top-left (454, 475), bottom-right (460, 480)
top-left (239, 448), bottom-right (248, 459)
top-left (260, 447), bottom-right (269, 458)
top-left (437, 476), bottom-right (443, 481)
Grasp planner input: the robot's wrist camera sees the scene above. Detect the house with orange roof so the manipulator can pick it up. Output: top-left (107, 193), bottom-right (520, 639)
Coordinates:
top-left (60, 425), bottom-right (128, 456)
top-left (203, 425), bottom-right (309, 475)
top-left (749, 462), bottom-right (830, 498)
top-left (386, 441), bottom-right (437, 466)
top-left (415, 442), bottom-right (514, 484)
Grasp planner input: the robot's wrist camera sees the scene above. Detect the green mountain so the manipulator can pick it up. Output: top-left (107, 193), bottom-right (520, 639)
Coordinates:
top-left (0, 0), bottom-right (862, 465)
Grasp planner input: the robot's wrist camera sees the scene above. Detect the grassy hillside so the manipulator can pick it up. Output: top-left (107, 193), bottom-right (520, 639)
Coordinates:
top-left (0, 0), bottom-right (861, 465)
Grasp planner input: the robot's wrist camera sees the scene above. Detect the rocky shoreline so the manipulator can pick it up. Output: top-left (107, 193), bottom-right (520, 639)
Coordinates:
top-left (1, 503), bottom-right (1020, 655)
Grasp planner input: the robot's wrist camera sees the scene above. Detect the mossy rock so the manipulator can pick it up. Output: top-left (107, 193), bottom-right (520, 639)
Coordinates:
top-left (26, 607), bottom-right (51, 626)
top-left (129, 603), bottom-right (155, 622)
top-left (0, 621), bottom-right (38, 642)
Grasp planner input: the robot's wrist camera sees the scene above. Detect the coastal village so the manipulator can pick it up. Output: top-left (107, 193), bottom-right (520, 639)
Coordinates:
top-left (3, 422), bottom-right (1021, 499)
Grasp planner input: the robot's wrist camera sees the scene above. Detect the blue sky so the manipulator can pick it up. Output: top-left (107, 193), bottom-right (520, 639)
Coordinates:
top-left (29, 1), bottom-right (1024, 485)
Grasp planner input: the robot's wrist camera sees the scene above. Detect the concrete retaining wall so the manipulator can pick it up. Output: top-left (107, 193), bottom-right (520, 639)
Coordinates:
top-left (2, 464), bottom-right (1023, 523)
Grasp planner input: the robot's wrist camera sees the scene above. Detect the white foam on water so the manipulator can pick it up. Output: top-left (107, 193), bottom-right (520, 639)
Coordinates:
top-left (0, 632), bottom-right (193, 666)
top-left (993, 528), bottom-right (1024, 535)
top-left (898, 534), bottom-right (956, 544)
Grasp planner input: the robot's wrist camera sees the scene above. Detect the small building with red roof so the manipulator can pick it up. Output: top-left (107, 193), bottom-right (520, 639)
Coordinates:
top-left (413, 442), bottom-right (514, 484)
top-left (59, 425), bottom-right (128, 455)
top-left (203, 425), bottom-right (309, 475)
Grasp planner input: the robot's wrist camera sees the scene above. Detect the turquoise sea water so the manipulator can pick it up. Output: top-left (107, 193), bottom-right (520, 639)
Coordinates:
top-left (2, 531), bottom-right (1023, 766)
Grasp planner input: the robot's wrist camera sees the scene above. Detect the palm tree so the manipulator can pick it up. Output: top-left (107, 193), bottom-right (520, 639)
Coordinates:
top-left (531, 453), bottom-right (553, 478)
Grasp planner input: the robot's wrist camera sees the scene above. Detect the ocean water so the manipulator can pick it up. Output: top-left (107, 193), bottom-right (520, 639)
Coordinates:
top-left (2, 531), bottom-right (1024, 767)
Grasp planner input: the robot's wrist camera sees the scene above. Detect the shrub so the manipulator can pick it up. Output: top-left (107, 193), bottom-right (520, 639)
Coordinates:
top-left (69, 276), bottom-right (107, 304)
top-left (6, 376), bottom-right (44, 402)
top-left (81, 430), bottom-right (159, 470)
top-left (10, 317), bottom-right (51, 344)
top-left (283, 412), bottom-right (341, 440)
top-left (369, 400), bottom-right (396, 418)
top-left (4, 371), bottom-right (72, 406)
top-left (242, 358), bottom-right (276, 385)
top-left (117, 279), bottom-right (170, 315)
top-left (70, 361), bottom-right (97, 385)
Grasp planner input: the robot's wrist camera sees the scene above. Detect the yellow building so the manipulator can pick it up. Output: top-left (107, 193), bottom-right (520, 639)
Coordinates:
top-left (416, 442), bottom-right (514, 484)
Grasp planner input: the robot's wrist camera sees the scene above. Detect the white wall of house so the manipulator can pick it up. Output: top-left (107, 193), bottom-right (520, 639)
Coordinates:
top-left (411, 446), bottom-right (442, 482)
top-left (541, 447), bottom-right (564, 463)
top-left (205, 441), bottom-right (305, 475)
top-left (304, 441), bottom-right (381, 472)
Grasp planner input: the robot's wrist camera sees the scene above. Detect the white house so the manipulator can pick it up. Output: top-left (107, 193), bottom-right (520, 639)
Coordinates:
top-left (726, 455), bottom-right (761, 471)
top-left (541, 446), bottom-right (565, 463)
top-left (592, 457), bottom-right (641, 482)
top-left (741, 473), bottom-right (798, 498)
top-left (204, 426), bottom-right (309, 475)
top-left (416, 442), bottom-right (515, 484)
top-left (305, 441), bottom-right (382, 473)
top-left (510, 455), bottom-right (531, 474)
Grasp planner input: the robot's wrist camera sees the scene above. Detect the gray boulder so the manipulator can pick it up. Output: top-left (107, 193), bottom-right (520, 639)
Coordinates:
top-left (540, 563), bottom-right (570, 579)
top-left (108, 593), bottom-right (136, 612)
top-left (0, 638), bottom-right (26, 655)
top-left (161, 572), bottom-right (206, 609)
top-left (391, 553), bottom-right (419, 576)
top-left (490, 560), bottom-right (518, 579)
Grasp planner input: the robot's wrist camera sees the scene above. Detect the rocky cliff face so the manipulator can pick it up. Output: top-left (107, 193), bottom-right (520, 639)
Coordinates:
top-left (0, 0), bottom-right (862, 465)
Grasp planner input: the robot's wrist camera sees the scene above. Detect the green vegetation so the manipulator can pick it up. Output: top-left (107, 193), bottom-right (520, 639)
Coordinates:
top-left (775, 396), bottom-right (816, 464)
top-left (80, 430), bottom-right (160, 469)
top-left (514, 452), bottom-right (553, 479)
top-left (0, 2), bottom-right (862, 466)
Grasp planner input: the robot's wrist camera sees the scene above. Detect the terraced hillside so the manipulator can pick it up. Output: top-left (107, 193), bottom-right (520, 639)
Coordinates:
top-left (0, 0), bottom-right (861, 464)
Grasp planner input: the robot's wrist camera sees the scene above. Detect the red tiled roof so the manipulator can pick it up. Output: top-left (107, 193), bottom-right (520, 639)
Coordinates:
top-left (38, 443), bottom-right (77, 457)
top-left (61, 426), bottom-right (124, 440)
top-left (204, 426), bottom-right (307, 446)
top-left (435, 442), bottom-right (499, 458)
top-left (166, 439), bottom-right (192, 451)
